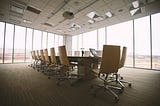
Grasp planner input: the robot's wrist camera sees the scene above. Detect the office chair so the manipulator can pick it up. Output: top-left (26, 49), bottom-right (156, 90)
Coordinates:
top-left (36, 49), bottom-right (45, 71)
top-left (96, 50), bottom-right (102, 57)
top-left (57, 45), bottom-right (80, 85)
top-left (74, 51), bottom-right (80, 56)
top-left (84, 51), bottom-right (90, 57)
top-left (47, 48), bottom-right (60, 79)
top-left (32, 50), bottom-right (40, 70)
top-left (113, 46), bottom-right (132, 88)
top-left (91, 45), bottom-right (122, 101)
top-left (41, 49), bottom-right (51, 72)
top-left (29, 50), bottom-right (36, 68)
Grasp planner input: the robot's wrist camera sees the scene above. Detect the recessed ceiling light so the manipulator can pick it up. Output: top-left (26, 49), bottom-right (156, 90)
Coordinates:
top-left (132, 0), bottom-right (139, 8)
top-left (86, 11), bottom-right (99, 19)
top-left (105, 12), bottom-right (112, 18)
top-left (93, 16), bottom-right (104, 21)
top-left (88, 20), bottom-right (94, 24)
top-left (130, 8), bottom-right (141, 16)
top-left (23, 19), bottom-right (32, 24)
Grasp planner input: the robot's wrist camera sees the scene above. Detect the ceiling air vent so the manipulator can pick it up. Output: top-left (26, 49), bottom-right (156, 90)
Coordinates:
top-left (26, 6), bottom-right (41, 14)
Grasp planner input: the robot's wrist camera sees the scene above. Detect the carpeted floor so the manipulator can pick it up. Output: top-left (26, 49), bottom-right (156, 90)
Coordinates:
top-left (0, 63), bottom-right (160, 106)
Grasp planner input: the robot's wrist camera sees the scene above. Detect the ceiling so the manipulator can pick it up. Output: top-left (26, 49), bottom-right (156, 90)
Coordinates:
top-left (0, 0), bottom-right (160, 36)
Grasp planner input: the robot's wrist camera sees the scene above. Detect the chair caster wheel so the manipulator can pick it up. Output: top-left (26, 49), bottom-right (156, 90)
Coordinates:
top-left (48, 77), bottom-right (50, 79)
top-left (120, 77), bottom-right (123, 80)
top-left (129, 83), bottom-right (131, 87)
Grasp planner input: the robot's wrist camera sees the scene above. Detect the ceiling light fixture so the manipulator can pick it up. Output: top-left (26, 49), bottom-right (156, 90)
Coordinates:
top-left (93, 16), bottom-right (104, 22)
top-left (88, 20), bottom-right (94, 24)
top-left (86, 11), bottom-right (99, 19)
top-left (23, 19), bottom-right (32, 24)
top-left (130, 8), bottom-right (141, 16)
top-left (105, 12), bottom-right (113, 18)
top-left (132, 0), bottom-right (139, 8)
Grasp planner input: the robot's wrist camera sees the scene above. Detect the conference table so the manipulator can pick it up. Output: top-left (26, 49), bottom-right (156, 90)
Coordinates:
top-left (55, 56), bottom-right (100, 79)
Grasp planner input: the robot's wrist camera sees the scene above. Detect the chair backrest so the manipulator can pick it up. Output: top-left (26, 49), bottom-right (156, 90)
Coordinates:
top-left (67, 51), bottom-right (72, 56)
top-left (119, 46), bottom-right (127, 68)
top-left (40, 49), bottom-right (45, 61)
top-left (31, 51), bottom-right (34, 59)
top-left (100, 45), bottom-right (120, 74)
top-left (74, 51), bottom-right (80, 56)
top-left (44, 49), bottom-right (50, 63)
top-left (84, 51), bottom-right (90, 57)
top-left (36, 50), bottom-right (41, 60)
top-left (58, 45), bottom-right (70, 66)
top-left (96, 50), bottom-right (102, 57)
top-left (32, 50), bottom-right (38, 60)
top-left (50, 47), bottom-right (57, 64)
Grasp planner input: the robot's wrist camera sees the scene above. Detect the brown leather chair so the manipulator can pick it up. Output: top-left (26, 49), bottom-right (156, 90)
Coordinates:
top-left (91, 45), bottom-right (122, 101)
top-left (57, 45), bottom-right (80, 85)
top-left (117, 47), bottom-right (132, 87)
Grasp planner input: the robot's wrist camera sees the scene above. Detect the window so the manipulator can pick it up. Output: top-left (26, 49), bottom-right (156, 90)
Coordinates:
top-left (14, 25), bottom-right (26, 62)
top-left (98, 27), bottom-right (105, 50)
top-left (151, 13), bottom-right (160, 70)
top-left (0, 22), bottom-right (5, 63)
top-left (83, 30), bottom-right (97, 50)
top-left (4, 23), bottom-right (14, 63)
top-left (48, 33), bottom-right (54, 55)
top-left (78, 34), bottom-right (83, 50)
top-left (42, 32), bottom-right (47, 49)
top-left (134, 16), bottom-right (151, 68)
top-left (72, 35), bottom-right (78, 51)
top-left (55, 34), bottom-right (59, 54)
top-left (58, 35), bottom-right (63, 46)
top-left (33, 30), bottom-right (42, 50)
top-left (107, 21), bottom-right (133, 66)
top-left (26, 28), bottom-right (33, 62)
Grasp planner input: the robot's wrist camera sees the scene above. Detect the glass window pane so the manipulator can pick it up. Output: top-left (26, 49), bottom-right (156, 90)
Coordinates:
top-left (83, 30), bottom-right (97, 50)
top-left (72, 35), bottom-right (78, 51)
top-left (55, 34), bottom-right (59, 54)
top-left (4, 23), bottom-right (14, 63)
top-left (107, 21), bottom-right (133, 67)
top-left (78, 34), bottom-right (83, 50)
top-left (134, 16), bottom-right (151, 68)
top-left (42, 32), bottom-right (47, 49)
top-left (152, 13), bottom-right (160, 70)
top-left (33, 30), bottom-right (42, 50)
top-left (0, 22), bottom-right (5, 63)
top-left (59, 35), bottom-right (63, 46)
top-left (14, 25), bottom-right (26, 62)
top-left (48, 33), bottom-right (54, 55)
top-left (26, 28), bottom-right (33, 62)
top-left (98, 27), bottom-right (105, 50)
